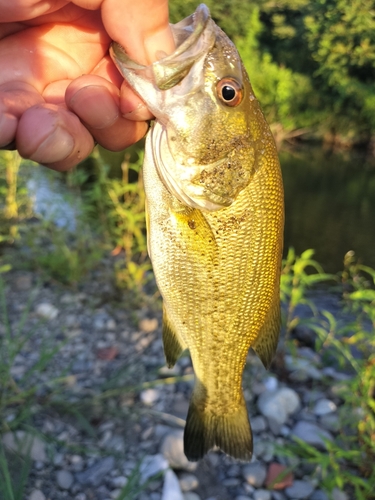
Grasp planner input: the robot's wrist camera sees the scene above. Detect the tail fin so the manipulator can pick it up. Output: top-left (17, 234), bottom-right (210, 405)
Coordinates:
top-left (183, 387), bottom-right (253, 461)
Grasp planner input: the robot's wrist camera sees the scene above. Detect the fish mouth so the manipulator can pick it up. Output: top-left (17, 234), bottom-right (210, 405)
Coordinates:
top-left (152, 122), bottom-right (232, 211)
top-left (110, 4), bottom-right (215, 91)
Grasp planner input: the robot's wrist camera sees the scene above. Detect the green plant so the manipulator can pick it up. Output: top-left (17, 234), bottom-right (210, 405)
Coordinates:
top-left (280, 248), bottom-right (334, 335)
top-left (0, 151), bottom-right (32, 244)
top-left (280, 250), bottom-right (375, 498)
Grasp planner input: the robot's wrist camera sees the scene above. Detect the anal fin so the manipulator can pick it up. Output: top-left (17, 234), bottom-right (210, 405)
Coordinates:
top-left (162, 303), bottom-right (186, 368)
top-left (252, 295), bottom-right (281, 369)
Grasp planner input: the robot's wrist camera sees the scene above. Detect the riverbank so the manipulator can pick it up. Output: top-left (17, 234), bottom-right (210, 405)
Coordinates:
top-left (1, 242), bottom-right (374, 500)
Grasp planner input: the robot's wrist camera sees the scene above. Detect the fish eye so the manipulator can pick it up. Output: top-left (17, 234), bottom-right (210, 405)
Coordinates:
top-left (216, 78), bottom-right (243, 107)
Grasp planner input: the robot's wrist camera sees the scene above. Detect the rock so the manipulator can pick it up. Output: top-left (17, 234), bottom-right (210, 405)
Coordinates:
top-left (139, 318), bottom-right (158, 332)
top-left (251, 415), bottom-right (267, 433)
top-left (222, 477), bottom-right (240, 487)
top-left (264, 376), bottom-right (278, 391)
top-left (310, 491), bottom-right (329, 500)
top-left (15, 274), bottom-right (32, 291)
top-left (285, 480), bottom-right (315, 499)
top-left (242, 461), bottom-right (267, 487)
top-left (76, 456), bottom-right (115, 486)
top-left (313, 399), bottom-right (337, 416)
top-left (254, 490), bottom-right (272, 500)
top-left (257, 388), bottom-right (301, 425)
top-left (179, 473), bottom-right (199, 492)
top-left (140, 454), bottom-right (169, 483)
top-left (183, 494), bottom-right (201, 500)
top-left (272, 493), bottom-right (287, 500)
top-left (57, 470), bottom-right (74, 490)
top-left (2, 431), bottom-right (47, 462)
top-left (162, 469), bottom-right (184, 500)
top-left (319, 414), bottom-right (340, 432)
top-left (291, 421), bottom-right (333, 450)
top-left (265, 463), bottom-right (293, 489)
top-left (35, 302), bottom-right (59, 320)
top-left (161, 430), bottom-right (197, 471)
top-left (29, 490), bottom-right (46, 500)
top-left (332, 488), bottom-right (348, 500)
top-left (111, 476), bottom-right (128, 488)
top-left (141, 388), bottom-right (161, 405)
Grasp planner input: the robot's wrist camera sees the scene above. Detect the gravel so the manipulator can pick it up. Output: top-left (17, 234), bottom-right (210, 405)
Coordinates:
top-left (1, 268), bottom-right (354, 500)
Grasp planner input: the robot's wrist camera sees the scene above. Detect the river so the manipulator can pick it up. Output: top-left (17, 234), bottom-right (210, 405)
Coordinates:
top-left (27, 144), bottom-right (375, 274)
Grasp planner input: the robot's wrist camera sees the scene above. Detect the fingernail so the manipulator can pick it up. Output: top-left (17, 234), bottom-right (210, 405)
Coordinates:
top-left (69, 86), bottom-right (119, 129)
top-left (32, 127), bottom-right (74, 163)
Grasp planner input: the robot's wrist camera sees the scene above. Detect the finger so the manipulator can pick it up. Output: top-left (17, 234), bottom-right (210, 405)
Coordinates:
top-left (66, 75), bottom-right (149, 150)
top-left (90, 54), bottom-right (153, 121)
top-left (1, 0), bottom-right (68, 22)
top-left (0, 81), bottom-right (44, 147)
top-left (16, 103), bottom-right (94, 171)
top-left (101, 0), bottom-right (175, 65)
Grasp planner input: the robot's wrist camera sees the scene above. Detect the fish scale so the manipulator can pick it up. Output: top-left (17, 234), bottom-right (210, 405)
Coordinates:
top-left (110, 3), bottom-right (284, 461)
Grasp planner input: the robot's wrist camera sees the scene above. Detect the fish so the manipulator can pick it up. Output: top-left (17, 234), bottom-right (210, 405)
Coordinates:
top-left (110, 3), bottom-right (284, 461)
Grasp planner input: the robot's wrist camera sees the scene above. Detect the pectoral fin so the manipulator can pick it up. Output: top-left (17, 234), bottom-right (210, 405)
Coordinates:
top-left (162, 304), bottom-right (186, 367)
top-left (252, 296), bottom-right (281, 369)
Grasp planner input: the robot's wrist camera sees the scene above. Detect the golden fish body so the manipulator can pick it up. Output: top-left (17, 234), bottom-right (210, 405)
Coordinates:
top-left (110, 4), bottom-right (284, 461)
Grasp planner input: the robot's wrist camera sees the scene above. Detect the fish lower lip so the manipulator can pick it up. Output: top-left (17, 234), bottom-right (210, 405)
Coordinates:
top-left (151, 122), bottom-right (232, 211)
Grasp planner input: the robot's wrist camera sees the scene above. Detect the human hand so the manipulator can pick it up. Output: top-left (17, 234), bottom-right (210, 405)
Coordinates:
top-left (0, 0), bottom-right (174, 170)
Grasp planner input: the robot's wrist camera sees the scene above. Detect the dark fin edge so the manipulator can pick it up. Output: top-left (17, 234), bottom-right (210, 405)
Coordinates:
top-left (184, 397), bottom-right (253, 462)
top-left (162, 304), bottom-right (186, 368)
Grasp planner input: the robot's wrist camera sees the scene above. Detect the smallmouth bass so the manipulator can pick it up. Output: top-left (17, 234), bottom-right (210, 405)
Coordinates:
top-left (110, 4), bottom-right (284, 461)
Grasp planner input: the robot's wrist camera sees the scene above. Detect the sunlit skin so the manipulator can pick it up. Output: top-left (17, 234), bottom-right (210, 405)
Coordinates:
top-left (0, 0), bottom-right (175, 170)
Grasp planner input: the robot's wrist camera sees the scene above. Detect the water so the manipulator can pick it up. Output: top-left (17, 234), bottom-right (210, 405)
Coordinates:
top-left (281, 145), bottom-right (375, 272)
top-left (26, 145), bottom-right (375, 273)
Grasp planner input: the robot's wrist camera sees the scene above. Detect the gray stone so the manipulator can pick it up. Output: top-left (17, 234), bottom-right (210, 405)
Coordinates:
top-left (310, 491), bottom-right (329, 500)
top-left (254, 490), bottom-right (272, 500)
top-left (35, 302), bottom-right (59, 320)
top-left (285, 480), bottom-right (315, 499)
top-left (313, 399), bottom-right (337, 416)
top-left (319, 414), bottom-right (340, 432)
top-left (272, 493), bottom-right (287, 500)
top-left (257, 388), bottom-right (301, 425)
top-left (76, 456), bottom-right (115, 486)
top-left (29, 490), bottom-right (46, 500)
top-left (57, 470), bottom-right (74, 490)
top-left (222, 477), bottom-right (240, 487)
top-left (291, 421), bottom-right (333, 450)
top-left (161, 430), bottom-right (197, 471)
top-left (332, 488), bottom-right (348, 500)
top-left (140, 454), bottom-right (169, 483)
top-left (2, 431), bottom-right (47, 462)
top-left (183, 494), bottom-right (201, 500)
top-left (251, 415), bottom-right (267, 433)
top-left (243, 461), bottom-right (267, 487)
top-left (111, 476), bottom-right (128, 488)
top-left (162, 469), bottom-right (184, 500)
top-left (179, 473), bottom-right (199, 492)
top-left (263, 376), bottom-right (278, 391)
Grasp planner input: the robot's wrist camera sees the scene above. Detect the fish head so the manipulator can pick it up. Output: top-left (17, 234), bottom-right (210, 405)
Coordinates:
top-left (110, 4), bottom-right (260, 211)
